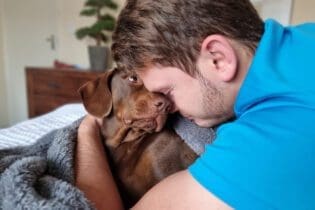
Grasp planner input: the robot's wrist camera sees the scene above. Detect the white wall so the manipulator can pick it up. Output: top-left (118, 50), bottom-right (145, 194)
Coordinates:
top-left (291, 0), bottom-right (315, 24)
top-left (57, 0), bottom-right (126, 69)
top-left (0, 0), bottom-right (9, 127)
top-left (2, 0), bottom-right (60, 126)
top-left (56, 0), bottom-right (91, 69)
top-left (0, 0), bottom-right (127, 126)
top-left (251, 0), bottom-right (293, 25)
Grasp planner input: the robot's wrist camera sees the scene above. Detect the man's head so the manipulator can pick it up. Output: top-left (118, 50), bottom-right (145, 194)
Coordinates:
top-left (112, 0), bottom-right (264, 127)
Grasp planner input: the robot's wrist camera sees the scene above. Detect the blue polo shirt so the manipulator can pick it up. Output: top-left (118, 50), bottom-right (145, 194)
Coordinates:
top-left (189, 19), bottom-right (315, 210)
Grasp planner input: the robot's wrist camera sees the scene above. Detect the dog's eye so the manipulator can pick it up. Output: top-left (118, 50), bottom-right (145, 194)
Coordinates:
top-left (128, 75), bottom-right (138, 83)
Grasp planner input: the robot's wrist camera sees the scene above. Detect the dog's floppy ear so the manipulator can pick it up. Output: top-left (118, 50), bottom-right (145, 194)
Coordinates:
top-left (79, 69), bottom-right (115, 118)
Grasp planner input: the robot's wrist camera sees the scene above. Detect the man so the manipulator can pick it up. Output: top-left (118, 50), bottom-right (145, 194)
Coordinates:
top-left (76, 0), bottom-right (315, 209)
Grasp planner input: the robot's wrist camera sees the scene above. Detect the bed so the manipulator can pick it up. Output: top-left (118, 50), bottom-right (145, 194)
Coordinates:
top-left (0, 103), bottom-right (87, 149)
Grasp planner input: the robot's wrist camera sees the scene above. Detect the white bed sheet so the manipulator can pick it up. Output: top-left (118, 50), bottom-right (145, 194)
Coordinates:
top-left (0, 103), bottom-right (86, 149)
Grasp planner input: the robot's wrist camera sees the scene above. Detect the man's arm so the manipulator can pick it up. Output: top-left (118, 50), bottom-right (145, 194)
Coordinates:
top-left (75, 115), bottom-right (124, 210)
top-left (132, 170), bottom-right (232, 210)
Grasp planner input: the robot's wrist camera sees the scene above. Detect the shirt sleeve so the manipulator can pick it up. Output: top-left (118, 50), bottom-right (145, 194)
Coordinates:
top-left (189, 105), bottom-right (315, 210)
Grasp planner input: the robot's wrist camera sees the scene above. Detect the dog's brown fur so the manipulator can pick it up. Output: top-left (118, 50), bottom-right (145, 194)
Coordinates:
top-left (79, 68), bottom-right (197, 207)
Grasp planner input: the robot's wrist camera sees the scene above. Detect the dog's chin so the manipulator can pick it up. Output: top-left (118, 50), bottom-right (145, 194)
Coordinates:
top-left (141, 113), bottom-right (168, 133)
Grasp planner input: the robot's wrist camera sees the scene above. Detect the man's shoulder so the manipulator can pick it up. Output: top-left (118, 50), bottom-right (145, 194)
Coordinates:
top-left (189, 107), bottom-right (315, 210)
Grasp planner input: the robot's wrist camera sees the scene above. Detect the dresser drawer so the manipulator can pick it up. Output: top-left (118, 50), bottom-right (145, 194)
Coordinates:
top-left (30, 71), bottom-right (96, 97)
top-left (26, 67), bottom-right (102, 118)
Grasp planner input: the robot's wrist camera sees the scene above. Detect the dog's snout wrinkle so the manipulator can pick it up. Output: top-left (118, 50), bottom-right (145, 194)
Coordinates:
top-left (152, 97), bottom-right (171, 113)
top-left (154, 101), bottom-right (164, 108)
top-left (161, 101), bottom-right (171, 113)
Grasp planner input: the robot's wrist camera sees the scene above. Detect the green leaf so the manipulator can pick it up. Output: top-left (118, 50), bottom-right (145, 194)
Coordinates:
top-left (84, 0), bottom-right (118, 10)
top-left (89, 16), bottom-right (116, 32)
top-left (75, 27), bottom-right (93, 39)
top-left (80, 8), bottom-right (97, 16)
top-left (102, 19), bottom-right (116, 31)
top-left (85, 0), bottom-right (101, 7)
top-left (101, 0), bottom-right (118, 10)
top-left (100, 14), bottom-right (115, 22)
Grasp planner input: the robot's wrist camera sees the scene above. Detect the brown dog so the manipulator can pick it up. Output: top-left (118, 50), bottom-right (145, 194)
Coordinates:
top-left (79, 68), bottom-right (197, 208)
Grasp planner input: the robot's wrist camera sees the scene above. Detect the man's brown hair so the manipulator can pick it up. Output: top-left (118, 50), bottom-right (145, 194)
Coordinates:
top-left (112, 0), bottom-right (264, 76)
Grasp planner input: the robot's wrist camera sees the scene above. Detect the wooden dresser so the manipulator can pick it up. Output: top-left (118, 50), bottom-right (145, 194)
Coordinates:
top-left (26, 67), bottom-right (102, 118)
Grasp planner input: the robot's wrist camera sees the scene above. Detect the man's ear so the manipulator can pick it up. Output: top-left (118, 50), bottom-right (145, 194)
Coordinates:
top-left (78, 70), bottom-right (114, 118)
top-left (199, 35), bottom-right (238, 82)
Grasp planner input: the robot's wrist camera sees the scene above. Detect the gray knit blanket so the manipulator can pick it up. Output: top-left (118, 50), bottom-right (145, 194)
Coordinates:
top-left (0, 114), bottom-right (215, 209)
top-left (0, 119), bottom-right (94, 210)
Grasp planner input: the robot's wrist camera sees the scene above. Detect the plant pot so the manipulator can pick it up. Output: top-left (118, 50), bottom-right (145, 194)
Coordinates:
top-left (88, 46), bottom-right (111, 71)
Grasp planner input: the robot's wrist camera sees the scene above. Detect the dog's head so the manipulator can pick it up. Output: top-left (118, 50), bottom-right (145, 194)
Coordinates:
top-left (79, 68), bottom-right (172, 146)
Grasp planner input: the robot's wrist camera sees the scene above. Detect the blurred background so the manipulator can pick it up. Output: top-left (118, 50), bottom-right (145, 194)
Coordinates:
top-left (0, 0), bottom-right (314, 128)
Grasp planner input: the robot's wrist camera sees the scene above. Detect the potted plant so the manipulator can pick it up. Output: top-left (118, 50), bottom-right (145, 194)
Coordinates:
top-left (76, 0), bottom-right (118, 71)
